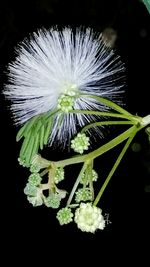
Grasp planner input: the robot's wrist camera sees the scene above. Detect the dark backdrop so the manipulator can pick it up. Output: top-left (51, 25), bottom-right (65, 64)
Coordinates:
top-left (0, 0), bottom-right (150, 262)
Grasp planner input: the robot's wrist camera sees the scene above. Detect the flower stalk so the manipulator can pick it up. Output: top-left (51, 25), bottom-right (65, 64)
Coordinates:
top-left (93, 125), bottom-right (138, 206)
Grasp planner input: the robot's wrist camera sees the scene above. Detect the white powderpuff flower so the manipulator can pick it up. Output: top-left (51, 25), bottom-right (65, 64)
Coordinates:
top-left (4, 27), bottom-right (125, 146)
top-left (74, 202), bottom-right (105, 233)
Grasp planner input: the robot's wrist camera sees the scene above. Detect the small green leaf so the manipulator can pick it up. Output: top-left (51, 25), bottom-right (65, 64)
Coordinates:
top-left (24, 135), bottom-right (35, 165)
top-left (44, 118), bottom-right (53, 145)
top-left (19, 130), bottom-right (32, 158)
top-left (34, 118), bottom-right (42, 133)
top-left (24, 116), bottom-right (38, 137)
top-left (16, 121), bottom-right (29, 141)
top-left (30, 133), bottom-right (40, 161)
top-left (81, 93), bottom-right (132, 116)
top-left (40, 125), bottom-right (45, 150)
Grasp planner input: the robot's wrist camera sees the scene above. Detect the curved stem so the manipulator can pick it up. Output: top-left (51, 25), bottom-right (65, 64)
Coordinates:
top-left (87, 125), bottom-right (137, 160)
top-left (81, 120), bottom-right (135, 133)
top-left (56, 125), bottom-right (138, 167)
top-left (71, 109), bottom-right (141, 123)
top-left (93, 125), bottom-right (138, 206)
top-left (55, 114), bottom-right (149, 168)
top-left (66, 161), bottom-right (88, 206)
top-left (80, 94), bottom-right (133, 116)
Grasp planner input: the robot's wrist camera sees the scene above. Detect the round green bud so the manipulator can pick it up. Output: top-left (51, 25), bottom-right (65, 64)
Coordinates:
top-left (54, 167), bottom-right (65, 184)
top-left (28, 173), bottom-right (42, 186)
top-left (80, 169), bottom-right (98, 185)
top-left (27, 195), bottom-right (43, 207)
top-left (30, 163), bottom-right (41, 173)
top-left (75, 188), bottom-right (93, 203)
top-left (71, 133), bottom-right (90, 154)
top-left (18, 157), bottom-right (28, 168)
top-left (56, 207), bottom-right (73, 225)
top-left (44, 193), bottom-right (61, 209)
top-left (57, 95), bottom-right (75, 112)
top-left (24, 182), bottom-right (38, 196)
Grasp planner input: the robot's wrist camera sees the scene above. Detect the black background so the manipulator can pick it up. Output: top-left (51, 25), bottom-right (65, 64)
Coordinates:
top-left (0, 0), bottom-right (150, 261)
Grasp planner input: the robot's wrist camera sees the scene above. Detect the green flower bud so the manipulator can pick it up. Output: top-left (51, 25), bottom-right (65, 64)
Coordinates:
top-left (56, 207), bottom-right (73, 225)
top-left (27, 195), bottom-right (43, 206)
top-left (24, 182), bottom-right (38, 196)
top-left (54, 167), bottom-right (65, 184)
top-left (57, 95), bottom-right (75, 112)
top-left (80, 169), bottom-right (98, 185)
top-left (71, 133), bottom-right (90, 154)
top-left (75, 188), bottom-right (93, 203)
top-left (28, 173), bottom-right (42, 186)
top-left (30, 163), bottom-right (41, 173)
top-left (44, 193), bottom-right (61, 209)
top-left (18, 157), bottom-right (28, 168)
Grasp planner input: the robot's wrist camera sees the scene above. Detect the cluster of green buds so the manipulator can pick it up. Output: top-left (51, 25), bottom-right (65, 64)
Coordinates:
top-left (75, 188), bottom-right (93, 203)
top-left (57, 84), bottom-right (78, 113)
top-left (23, 160), bottom-right (44, 206)
top-left (19, 130), bottom-right (107, 233)
top-left (54, 167), bottom-right (65, 184)
top-left (80, 169), bottom-right (98, 185)
top-left (44, 193), bottom-right (62, 209)
top-left (22, 155), bottom-right (67, 208)
top-left (71, 133), bottom-right (90, 154)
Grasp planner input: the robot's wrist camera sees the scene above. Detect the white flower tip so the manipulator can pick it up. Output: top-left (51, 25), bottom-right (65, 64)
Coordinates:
top-left (74, 203), bottom-right (105, 233)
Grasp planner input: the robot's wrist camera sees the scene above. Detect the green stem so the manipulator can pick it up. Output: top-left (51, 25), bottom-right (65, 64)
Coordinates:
top-left (88, 125), bottom-right (138, 160)
top-left (72, 109), bottom-right (129, 119)
top-left (81, 120), bottom-right (135, 133)
top-left (66, 161), bottom-right (88, 206)
top-left (80, 94), bottom-right (133, 116)
top-left (40, 168), bottom-right (49, 177)
top-left (55, 113), bottom-right (149, 168)
top-left (71, 109), bottom-right (141, 123)
top-left (93, 125), bottom-right (138, 206)
top-left (56, 125), bottom-right (138, 167)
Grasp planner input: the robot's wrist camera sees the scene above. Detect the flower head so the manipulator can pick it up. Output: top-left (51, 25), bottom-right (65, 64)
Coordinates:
top-left (24, 182), bottom-right (38, 196)
top-left (54, 167), bottom-right (65, 184)
top-left (71, 133), bottom-right (90, 154)
top-left (80, 169), bottom-right (98, 185)
top-left (75, 188), bottom-right (93, 203)
top-left (74, 203), bottom-right (105, 233)
top-left (44, 193), bottom-right (61, 209)
top-left (28, 173), bottom-right (42, 186)
top-left (27, 195), bottom-right (43, 207)
top-left (4, 27), bottom-right (125, 146)
top-left (56, 207), bottom-right (73, 225)
top-left (24, 182), bottom-right (43, 206)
